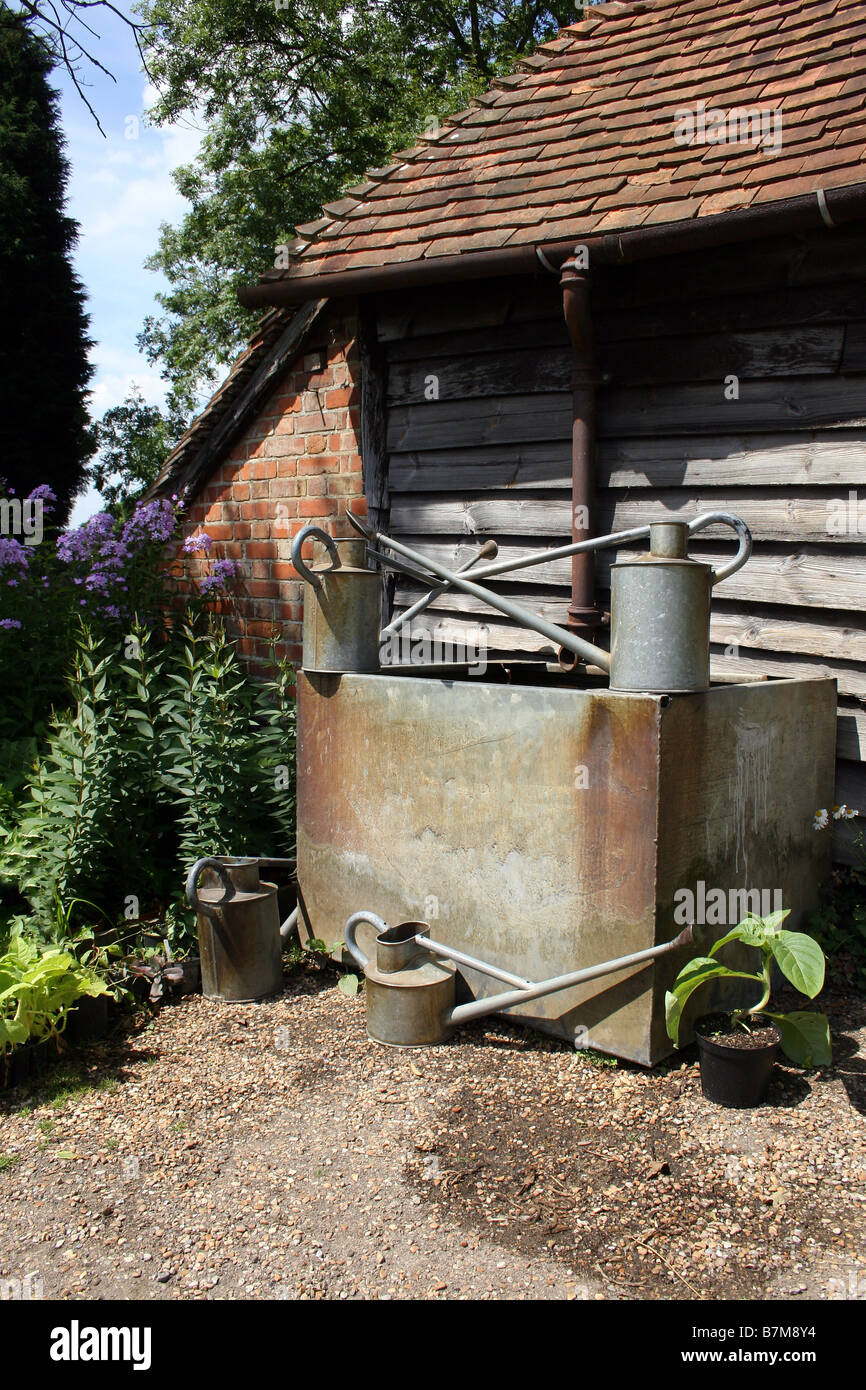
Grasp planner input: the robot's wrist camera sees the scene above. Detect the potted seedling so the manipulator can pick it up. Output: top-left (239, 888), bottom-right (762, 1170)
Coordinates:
top-left (665, 909), bottom-right (831, 1108)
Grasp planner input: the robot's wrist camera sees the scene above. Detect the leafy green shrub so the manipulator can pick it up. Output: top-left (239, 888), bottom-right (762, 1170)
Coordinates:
top-left (0, 934), bottom-right (110, 1056)
top-left (160, 618), bottom-right (295, 864)
top-left (1, 613), bottom-right (295, 932)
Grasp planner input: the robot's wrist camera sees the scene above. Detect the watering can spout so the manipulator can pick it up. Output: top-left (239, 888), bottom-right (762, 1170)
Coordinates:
top-left (343, 909), bottom-right (693, 1049)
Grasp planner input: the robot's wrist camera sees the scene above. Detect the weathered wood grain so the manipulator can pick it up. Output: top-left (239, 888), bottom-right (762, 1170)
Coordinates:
top-left (598, 377), bottom-right (866, 438)
top-left (389, 432), bottom-right (866, 493)
top-left (385, 328), bottom-right (846, 403)
top-left (389, 489), bottom-right (866, 544)
top-left (387, 378), bottom-right (866, 451)
top-left (597, 433), bottom-right (866, 489)
top-left (600, 282), bottom-right (866, 344)
top-left (386, 394), bottom-right (572, 452)
top-left (393, 583), bottom-right (866, 664)
top-left (708, 646), bottom-right (866, 698)
top-left (359, 306), bottom-right (390, 532)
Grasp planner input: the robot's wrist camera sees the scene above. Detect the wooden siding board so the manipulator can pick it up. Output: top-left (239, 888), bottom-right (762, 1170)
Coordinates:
top-left (389, 489), bottom-right (866, 544)
top-left (390, 432), bottom-right (866, 492)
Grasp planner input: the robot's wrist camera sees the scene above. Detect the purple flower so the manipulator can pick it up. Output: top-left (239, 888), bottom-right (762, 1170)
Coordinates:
top-left (199, 558), bottom-right (237, 595)
top-left (183, 531), bottom-right (213, 555)
top-left (57, 512), bottom-right (115, 565)
top-left (121, 499), bottom-right (176, 549)
top-left (0, 618), bottom-right (22, 630)
top-left (27, 484), bottom-right (57, 514)
top-left (0, 537), bottom-right (30, 571)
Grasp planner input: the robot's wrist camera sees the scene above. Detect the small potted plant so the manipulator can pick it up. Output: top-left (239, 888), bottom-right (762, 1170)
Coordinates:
top-left (665, 909), bottom-right (831, 1108)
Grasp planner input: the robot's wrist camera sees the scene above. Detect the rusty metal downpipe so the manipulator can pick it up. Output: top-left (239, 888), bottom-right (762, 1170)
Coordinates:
top-left (560, 251), bottom-right (604, 642)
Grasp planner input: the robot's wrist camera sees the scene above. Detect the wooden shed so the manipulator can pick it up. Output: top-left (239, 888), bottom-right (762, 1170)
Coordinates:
top-left (155, 0), bottom-right (866, 859)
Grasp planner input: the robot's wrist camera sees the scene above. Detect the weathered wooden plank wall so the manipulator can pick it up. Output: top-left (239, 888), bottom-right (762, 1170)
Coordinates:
top-left (372, 224), bottom-right (866, 859)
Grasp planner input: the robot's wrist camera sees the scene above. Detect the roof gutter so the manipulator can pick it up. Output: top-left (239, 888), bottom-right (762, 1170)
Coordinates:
top-left (237, 181), bottom-right (866, 309)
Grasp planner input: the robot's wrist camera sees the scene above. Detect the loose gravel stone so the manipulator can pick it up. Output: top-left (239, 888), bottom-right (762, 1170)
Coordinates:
top-left (0, 960), bottom-right (863, 1301)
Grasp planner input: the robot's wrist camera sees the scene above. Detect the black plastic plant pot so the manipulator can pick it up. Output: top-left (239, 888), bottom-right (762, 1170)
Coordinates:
top-left (1, 1037), bottom-right (60, 1090)
top-left (175, 958), bottom-right (201, 995)
top-left (695, 1015), bottom-right (781, 1109)
top-left (66, 994), bottom-right (110, 1043)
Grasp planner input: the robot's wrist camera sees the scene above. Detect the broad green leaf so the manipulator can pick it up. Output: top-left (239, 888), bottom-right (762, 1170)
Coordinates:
top-left (664, 956), bottom-right (758, 1046)
top-left (770, 931), bottom-right (825, 998)
top-left (709, 909), bottom-right (791, 955)
top-left (337, 973), bottom-right (359, 996)
top-left (757, 908), bottom-right (790, 936)
top-left (767, 1011), bottom-right (832, 1068)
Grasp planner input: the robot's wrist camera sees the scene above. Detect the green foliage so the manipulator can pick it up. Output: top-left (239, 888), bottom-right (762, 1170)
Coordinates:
top-left (810, 851), bottom-right (866, 992)
top-left (161, 618), bottom-right (295, 864)
top-left (6, 626), bottom-right (123, 916)
top-left (665, 910), bottom-right (832, 1069)
top-left (0, 933), bottom-right (109, 1055)
top-left (90, 387), bottom-right (189, 511)
top-left (135, 0), bottom-right (581, 399)
top-left (0, 8), bottom-right (94, 520)
top-left (1, 615), bottom-right (296, 932)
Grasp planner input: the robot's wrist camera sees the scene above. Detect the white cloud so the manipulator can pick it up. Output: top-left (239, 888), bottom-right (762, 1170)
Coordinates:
top-left (89, 367), bottom-right (166, 417)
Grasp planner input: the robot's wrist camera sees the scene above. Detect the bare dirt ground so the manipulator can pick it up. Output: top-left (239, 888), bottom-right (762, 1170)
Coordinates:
top-left (1, 959), bottom-right (864, 1302)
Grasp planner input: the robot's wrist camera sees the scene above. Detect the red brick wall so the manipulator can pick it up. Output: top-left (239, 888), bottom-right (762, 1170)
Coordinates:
top-left (178, 306), bottom-right (366, 668)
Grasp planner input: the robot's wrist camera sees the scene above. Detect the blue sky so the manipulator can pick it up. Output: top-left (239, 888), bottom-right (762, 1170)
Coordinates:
top-left (50, 7), bottom-right (203, 522)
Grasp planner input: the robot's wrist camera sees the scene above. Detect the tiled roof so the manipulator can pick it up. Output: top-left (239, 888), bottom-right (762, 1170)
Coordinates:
top-left (264, 0), bottom-right (866, 286)
top-left (148, 301), bottom-right (326, 500)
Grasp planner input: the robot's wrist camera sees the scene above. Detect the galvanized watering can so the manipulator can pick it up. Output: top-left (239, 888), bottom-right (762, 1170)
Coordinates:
top-left (291, 529), bottom-right (381, 674)
top-left (344, 911), bottom-right (693, 1048)
top-left (186, 856), bottom-right (295, 1003)
top-left (341, 510), bottom-right (752, 694)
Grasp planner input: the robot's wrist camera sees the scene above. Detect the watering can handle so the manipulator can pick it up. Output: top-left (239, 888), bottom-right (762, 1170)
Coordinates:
top-left (186, 858), bottom-right (234, 918)
top-left (343, 910), bottom-right (389, 970)
top-left (291, 524), bottom-right (341, 589)
top-left (687, 511), bottom-right (753, 585)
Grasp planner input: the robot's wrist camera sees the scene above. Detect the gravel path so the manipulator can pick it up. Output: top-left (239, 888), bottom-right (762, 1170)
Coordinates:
top-left (1, 961), bottom-right (864, 1302)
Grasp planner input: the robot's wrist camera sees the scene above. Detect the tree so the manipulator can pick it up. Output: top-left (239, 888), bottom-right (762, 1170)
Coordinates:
top-left (91, 386), bottom-right (188, 512)
top-left (137, 1), bottom-right (581, 403)
top-left (9, 1), bottom-right (150, 131)
top-left (0, 7), bottom-right (94, 523)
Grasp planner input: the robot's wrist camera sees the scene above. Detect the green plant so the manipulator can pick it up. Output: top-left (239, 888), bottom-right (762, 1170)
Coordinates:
top-left (0, 934), bottom-right (110, 1057)
top-left (304, 936), bottom-right (359, 995)
top-left (665, 910), bottom-right (832, 1068)
top-left (3, 626), bottom-right (125, 918)
top-left (2, 613), bottom-right (296, 936)
top-left (160, 616), bottom-right (295, 866)
top-left (811, 810), bottom-right (866, 990)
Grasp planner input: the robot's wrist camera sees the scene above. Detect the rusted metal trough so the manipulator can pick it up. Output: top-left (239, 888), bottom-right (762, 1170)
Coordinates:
top-left (293, 514), bottom-right (836, 1064)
